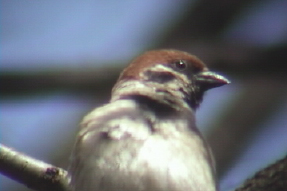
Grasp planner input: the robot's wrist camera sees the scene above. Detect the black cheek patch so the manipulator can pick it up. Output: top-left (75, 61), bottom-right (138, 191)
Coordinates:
top-left (144, 70), bottom-right (175, 83)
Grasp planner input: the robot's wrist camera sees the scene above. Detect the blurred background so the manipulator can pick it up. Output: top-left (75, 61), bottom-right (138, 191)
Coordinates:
top-left (1, 0), bottom-right (287, 191)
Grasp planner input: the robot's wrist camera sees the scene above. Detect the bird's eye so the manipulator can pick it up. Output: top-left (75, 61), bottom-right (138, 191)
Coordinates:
top-left (174, 60), bottom-right (187, 70)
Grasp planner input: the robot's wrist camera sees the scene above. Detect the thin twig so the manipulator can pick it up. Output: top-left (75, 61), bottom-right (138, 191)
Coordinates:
top-left (0, 144), bottom-right (70, 191)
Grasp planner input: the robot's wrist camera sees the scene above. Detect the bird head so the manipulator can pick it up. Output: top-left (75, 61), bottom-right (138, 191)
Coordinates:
top-left (112, 49), bottom-right (230, 110)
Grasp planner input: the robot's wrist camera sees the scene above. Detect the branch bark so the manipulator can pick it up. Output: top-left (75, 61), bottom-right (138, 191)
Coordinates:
top-left (0, 144), bottom-right (70, 191)
top-left (235, 155), bottom-right (287, 191)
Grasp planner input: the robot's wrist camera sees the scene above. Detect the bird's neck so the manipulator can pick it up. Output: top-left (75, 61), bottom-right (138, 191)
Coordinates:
top-left (111, 80), bottom-right (193, 111)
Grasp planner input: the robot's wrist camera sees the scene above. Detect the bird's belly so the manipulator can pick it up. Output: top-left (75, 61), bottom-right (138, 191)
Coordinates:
top-left (80, 134), bottom-right (216, 191)
top-left (133, 135), bottom-right (216, 191)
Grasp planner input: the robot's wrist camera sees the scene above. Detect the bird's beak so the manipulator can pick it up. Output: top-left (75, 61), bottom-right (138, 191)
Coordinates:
top-left (195, 71), bottom-right (230, 91)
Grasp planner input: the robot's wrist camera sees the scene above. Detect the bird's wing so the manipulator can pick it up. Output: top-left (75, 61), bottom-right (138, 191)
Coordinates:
top-left (68, 100), bottom-right (152, 191)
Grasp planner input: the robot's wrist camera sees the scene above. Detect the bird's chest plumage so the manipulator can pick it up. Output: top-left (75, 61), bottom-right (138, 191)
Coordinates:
top-left (70, 102), bottom-right (216, 191)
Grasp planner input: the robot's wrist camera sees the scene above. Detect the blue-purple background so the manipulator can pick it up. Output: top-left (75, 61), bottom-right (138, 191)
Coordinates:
top-left (1, 0), bottom-right (287, 191)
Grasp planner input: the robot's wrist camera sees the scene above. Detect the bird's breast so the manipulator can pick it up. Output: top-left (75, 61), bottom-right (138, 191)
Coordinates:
top-left (80, 132), bottom-right (216, 191)
top-left (132, 133), bottom-right (216, 191)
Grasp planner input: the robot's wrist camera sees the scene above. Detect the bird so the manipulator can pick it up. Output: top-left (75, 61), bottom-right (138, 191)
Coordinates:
top-left (68, 49), bottom-right (230, 191)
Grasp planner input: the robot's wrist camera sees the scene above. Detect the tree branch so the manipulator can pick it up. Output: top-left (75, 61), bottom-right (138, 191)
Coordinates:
top-left (0, 143), bottom-right (70, 191)
top-left (235, 155), bottom-right (287, 191)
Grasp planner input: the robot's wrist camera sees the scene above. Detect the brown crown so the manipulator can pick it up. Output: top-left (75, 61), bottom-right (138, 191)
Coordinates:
top-left (118, 49), bottom-right (207, 81)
